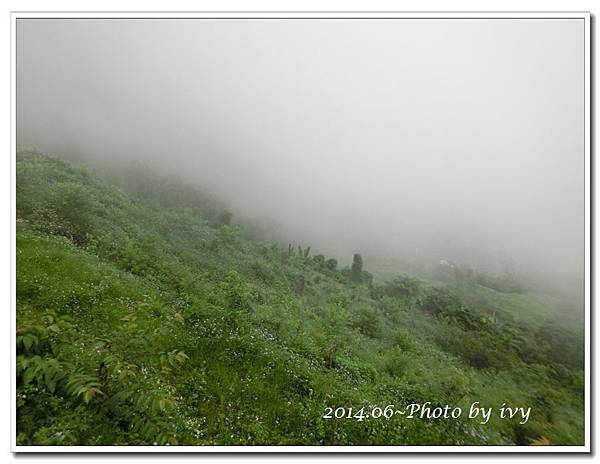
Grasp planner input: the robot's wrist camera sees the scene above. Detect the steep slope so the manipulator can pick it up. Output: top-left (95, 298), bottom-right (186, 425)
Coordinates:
top-left (16, 151), bottom-right (584, 446)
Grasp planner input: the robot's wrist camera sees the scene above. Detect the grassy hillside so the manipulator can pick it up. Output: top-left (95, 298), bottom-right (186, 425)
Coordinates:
top-left (15, 151), bottom-right (584, 446)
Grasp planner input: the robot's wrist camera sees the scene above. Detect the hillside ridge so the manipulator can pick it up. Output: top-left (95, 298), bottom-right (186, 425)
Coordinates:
top-left (15, 151), bottom-right (584, 446)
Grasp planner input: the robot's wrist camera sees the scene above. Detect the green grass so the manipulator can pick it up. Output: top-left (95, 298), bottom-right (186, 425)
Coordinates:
top-left (15, 150), bottom-right (584, 446)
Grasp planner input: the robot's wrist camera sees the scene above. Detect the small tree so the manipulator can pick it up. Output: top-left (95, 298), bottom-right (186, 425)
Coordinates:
top-left (217, 210), bottom-right (232, 226)
top-left (313, 254), bottom-right (325, 266)
top-left (292, 275), bottom-right (305, 295)
top-left (351, 253), bottom-right (363, 282)
top-left (54, 182), bottom-right (95, 245)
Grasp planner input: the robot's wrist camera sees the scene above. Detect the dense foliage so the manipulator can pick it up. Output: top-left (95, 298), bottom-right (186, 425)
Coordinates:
top-left (16, 151), bottom-right (584, 446)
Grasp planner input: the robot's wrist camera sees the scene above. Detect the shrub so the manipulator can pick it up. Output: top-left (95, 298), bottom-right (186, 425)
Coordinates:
top-left (325, 258), bottom-right (338, 270)
top-left (313, 254), bottom-right (325, 266)
top-left (349, 304), bottom-right (383, 338)
top-left (219, 270), bottom-right (256, 311)
top-left (419, 287), bottom-right (463, 316)
top-left (53, 182), bottom-right (98, 244)
top-left (383, 276), bottom-right (421, 299)
top-left (351, 254), bottom-right (363, 282)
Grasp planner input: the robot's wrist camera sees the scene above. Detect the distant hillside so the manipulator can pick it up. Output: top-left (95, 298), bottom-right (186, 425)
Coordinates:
top-left (16, 151), bottom-right (584, 446)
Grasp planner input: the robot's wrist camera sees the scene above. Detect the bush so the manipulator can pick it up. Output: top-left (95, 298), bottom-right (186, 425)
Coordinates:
top-left (219, 270), bottom-right (256, 311)
top-left (384, 276), bottom-right (421, 299)
top-left (349, 304), bottom-right (384, 339)
top-left (53, 182), bottom-right (98, 244)
top-left (313, 254), bottom-right (325, 266)
top-left (381, 346), bottom-right (412, 377)
top-left (351, 254), bottom-right (363, 282)
top-left (419, 287), bottom-right (463, 316)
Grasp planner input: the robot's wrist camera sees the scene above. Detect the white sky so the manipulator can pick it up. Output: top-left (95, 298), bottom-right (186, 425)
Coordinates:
top-left (17, 19), bottom-right (585, 289)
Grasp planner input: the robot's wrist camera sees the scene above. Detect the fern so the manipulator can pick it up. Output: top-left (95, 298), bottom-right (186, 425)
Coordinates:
top-left (65, 373), bottom-right (104, 403)
top-left (158, 350), bottom-right (189, 371)
top-left (16, 355), bottom-right (67, 393)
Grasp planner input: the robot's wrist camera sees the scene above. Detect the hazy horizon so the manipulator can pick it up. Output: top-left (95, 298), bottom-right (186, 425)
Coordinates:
top-left (16, 19), bottom-right (585, 296)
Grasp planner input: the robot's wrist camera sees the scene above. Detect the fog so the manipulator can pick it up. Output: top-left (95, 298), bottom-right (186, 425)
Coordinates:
top-left (16, 19), bottom-right (585, 295)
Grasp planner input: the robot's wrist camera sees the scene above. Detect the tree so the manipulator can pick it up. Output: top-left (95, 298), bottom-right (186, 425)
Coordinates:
top-left (292, 275), bottom-right (305, 295)
top-left (325, 258), bottom-right (338, 271)
top-left (351, 253), bottom-right (363, 282)
top-left (54, 182), bottom-right (96, 245)
top-left (217, 210), bottom-right (232, 226)
top-left (313, 254), bottom-right (325, 266)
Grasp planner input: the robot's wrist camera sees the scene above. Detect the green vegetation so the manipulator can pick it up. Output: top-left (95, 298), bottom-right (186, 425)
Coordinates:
top-left (16, 151), bottom-right (584, 446)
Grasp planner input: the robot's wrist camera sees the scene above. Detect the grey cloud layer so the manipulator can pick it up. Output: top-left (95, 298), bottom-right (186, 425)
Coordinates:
top-left (17, 19), bottom-right (585, 293)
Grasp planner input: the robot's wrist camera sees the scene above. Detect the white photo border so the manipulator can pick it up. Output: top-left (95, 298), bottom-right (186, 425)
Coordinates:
top-left (10, 10), bottom-right (592, 453)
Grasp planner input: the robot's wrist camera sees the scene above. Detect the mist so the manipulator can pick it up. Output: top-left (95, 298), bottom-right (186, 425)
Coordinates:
top-left (16, 19), bottom-right (585, 296)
